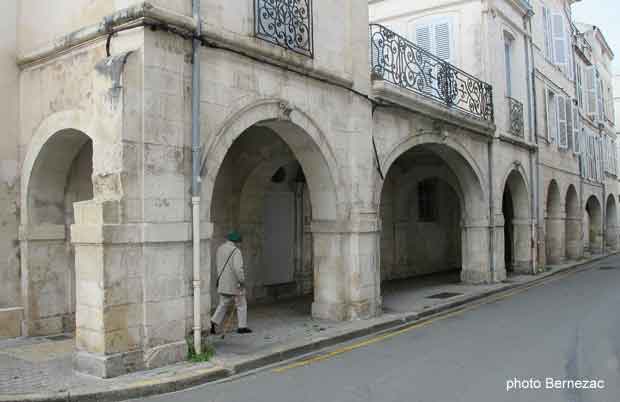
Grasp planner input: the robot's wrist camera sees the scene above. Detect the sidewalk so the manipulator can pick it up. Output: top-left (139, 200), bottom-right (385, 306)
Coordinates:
top-left (0, 254), bottom-right (613, 402)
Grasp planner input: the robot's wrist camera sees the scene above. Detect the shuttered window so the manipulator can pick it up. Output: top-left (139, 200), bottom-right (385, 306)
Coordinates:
top-left (546, 89), bottom-right (557, 143)
top-left (413, 16), bottom-right (453, 63)
top-left (573, 104), bottom-right (581, 154)
top-left (586, 67), bottom-right (597, 119)
top-left (597, 76), bottom-right (605, 122)
top-left (543, 7), bottom-right (553, 60)
top-left (566, 100), bottom-right (573, 151)
top-left (552, 13), bottom-right (567, 67)
top-left (557, 95), bottom-right (568, 148)
top-left (576, 61), bottom-right (583, 108)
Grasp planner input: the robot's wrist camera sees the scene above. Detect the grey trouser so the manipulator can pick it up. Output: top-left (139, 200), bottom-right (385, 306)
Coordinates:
top-left (212, 293), bottom-right (247, 329)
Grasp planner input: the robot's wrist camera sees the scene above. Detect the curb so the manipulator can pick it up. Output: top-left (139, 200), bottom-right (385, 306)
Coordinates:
top-left (1, 253), bottom-right (615, 402)
top-left (0, 367), bottom-right (230, 402)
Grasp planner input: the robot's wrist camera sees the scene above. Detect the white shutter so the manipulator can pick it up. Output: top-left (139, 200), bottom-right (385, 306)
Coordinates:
top-left (546, 90), bottom-right (557, 143)
top-left (566, 28), bottom-right (574, 80)
top-left (586, 67), bottom-right (597, 118)
top-left (552, 14), bottom-right (567, 67)
top-left (543, 7), bottom-right (553, 60)
top-left (573, 104), bottom-right (581, 153)
top-left (597, 78), bottom-right (605, 122)
top-left (434, 22), bottom-right (451, 62)
top-left (415, 24), bottom-right (432, 52)
top-left (557, 95), bottom-right (568, 148)
top-left (576, 62), bottom-right (583, 108)
top-left (566, 100), bottom-right (573, 151)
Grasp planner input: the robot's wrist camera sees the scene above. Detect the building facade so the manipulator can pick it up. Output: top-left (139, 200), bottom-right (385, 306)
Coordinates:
top-left (0, 0), bottom-right (616, 378)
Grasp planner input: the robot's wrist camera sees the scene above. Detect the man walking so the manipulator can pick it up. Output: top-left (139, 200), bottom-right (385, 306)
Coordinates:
top-left (210, 231), bottom-right (253, 334)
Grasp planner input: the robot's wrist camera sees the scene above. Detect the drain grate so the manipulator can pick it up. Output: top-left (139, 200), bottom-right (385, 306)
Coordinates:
top-left (46, 334), bottom-right (72, 341)
top-left (599, 266), bottom-right (619, 271)
top-left (426, 292), bottom-right (463, 300)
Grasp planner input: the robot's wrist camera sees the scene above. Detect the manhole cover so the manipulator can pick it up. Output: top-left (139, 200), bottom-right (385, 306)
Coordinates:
top-left (599, 266), bottom-right (619, 271)
top-left (426, 292), bottom-right (462, 300)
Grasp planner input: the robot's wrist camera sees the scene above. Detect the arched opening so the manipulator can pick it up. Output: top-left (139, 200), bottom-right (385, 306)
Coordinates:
top-left (206, 119), bottom-right (338, 322)
top-left (605, 195), bottom-right (618, 252)
top-left (545, 180), bottom-right (563, 265)
top-left (23, 129), bottom-right (93, 335)
top-left (585, 195), bottom-right (602, 254)
top-left (565, 185), bottom-right (581, 260)
top-left (379, 143), bottom-right (486, 311)
top-left (502, 170), bottom-right (531, 274)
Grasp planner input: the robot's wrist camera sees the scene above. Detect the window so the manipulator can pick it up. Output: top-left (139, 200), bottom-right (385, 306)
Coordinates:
top-left (546, 89), bottom-right (558, 143)
top-left (557, 95), bottom-right (568, 148)
top-left (543, 8), bottom-right (573, 78)
top-left (597, 74), bottom-right (605, 122)
top-left (418, 179), bottom-right (437, 222)
top-left (412, 16), bottom-right (453, 63)
top-left (543, 7), bottom-right (553, 60)
top-left (572, 104), bottom-right (581, 153)
top-left (254, 0), bottom-right (313, 57)
top-left (576, 61), bottom-right (584, 108)
top-left (585, 67), bottom-right (597, 119)
top-left (504, 32), bottom-right (514, 97)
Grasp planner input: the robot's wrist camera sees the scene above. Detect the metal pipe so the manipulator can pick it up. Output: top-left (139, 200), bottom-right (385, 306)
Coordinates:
top-left (524, 14), bottom-right (537, 273)
top-left (191, 0), bottom-right (202, 355)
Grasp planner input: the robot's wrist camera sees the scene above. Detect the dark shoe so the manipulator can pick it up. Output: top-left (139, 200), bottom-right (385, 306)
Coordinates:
top-left (237, 327), bottom-right (253, 334)
top-left (210, 321), bottom-right (217, 335)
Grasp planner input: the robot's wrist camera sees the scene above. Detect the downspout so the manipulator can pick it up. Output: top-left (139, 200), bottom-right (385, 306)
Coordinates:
top-left (524, 11), bottom-right (537, 273)
top-left (527, 12), bottom-right (541, 272)
top-left (191, 0), bottom-right (202, 355)
top-left (482, 0), bottom-right (495, 281)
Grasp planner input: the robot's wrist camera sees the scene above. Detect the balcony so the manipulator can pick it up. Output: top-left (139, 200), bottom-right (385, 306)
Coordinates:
top-left (507, 97), bottom-right (524, 138)
top-left (369, 24), bottom-right (494, 123)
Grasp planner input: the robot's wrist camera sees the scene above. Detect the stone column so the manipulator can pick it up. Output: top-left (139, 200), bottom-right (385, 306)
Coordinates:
top-left (310, 216), bottom-right (381, 321)
top-left (72, 200), bottom-right (144, 378)
top-left (565, 216), bottom-right (582, 260)
top-left (461, 222), bottom-right (500, 283)
top-left (513, 219), bottom-right (534, 274)
top-left (545, 211), bottom-right (566, 265)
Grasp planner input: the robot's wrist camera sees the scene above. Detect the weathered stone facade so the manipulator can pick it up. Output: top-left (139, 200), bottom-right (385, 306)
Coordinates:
top-left (0, 0), bottom-right (616, 378)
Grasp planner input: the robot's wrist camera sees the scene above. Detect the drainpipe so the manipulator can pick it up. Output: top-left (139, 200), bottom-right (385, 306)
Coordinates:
top-left (527, 13), bottom-right (541, 272)
top-left (191, 0), bottom-right (203, 355)
top-left (524, 11), bottom-right (537, 273)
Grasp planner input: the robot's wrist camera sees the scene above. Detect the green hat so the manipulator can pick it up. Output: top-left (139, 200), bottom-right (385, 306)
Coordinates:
top-left (227, 231), bottom-right (242, 242)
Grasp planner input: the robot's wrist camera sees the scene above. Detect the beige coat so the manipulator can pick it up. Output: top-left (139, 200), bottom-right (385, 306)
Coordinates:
top-left (216, 241), bottom-right (245, 295)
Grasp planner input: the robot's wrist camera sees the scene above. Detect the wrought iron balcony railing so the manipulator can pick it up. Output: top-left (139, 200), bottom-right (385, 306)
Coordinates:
top-left (507, 97), bottom-right (524, 137)
top-left (254, 0), bottom-right (313, 57)
top-left (369, 24), bottom-right (494, 122)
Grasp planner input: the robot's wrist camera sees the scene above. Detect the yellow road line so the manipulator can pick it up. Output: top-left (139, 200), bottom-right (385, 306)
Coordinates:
top-left (273, 268), bottom-right (583, 373)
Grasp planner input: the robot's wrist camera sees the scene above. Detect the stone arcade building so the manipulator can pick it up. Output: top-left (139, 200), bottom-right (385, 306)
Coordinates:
top-left (0, 0), bottom-right (616, 377)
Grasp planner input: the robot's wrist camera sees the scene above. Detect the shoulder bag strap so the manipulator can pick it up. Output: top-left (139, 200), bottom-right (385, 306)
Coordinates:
top-left (216, 248), bottom-right (237, 287)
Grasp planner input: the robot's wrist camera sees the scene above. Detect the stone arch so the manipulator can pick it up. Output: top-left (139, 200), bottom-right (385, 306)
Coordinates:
top-left (20, 118), bottom-right (95, 336)
top-left (545, 180), bottom-right (563, 264)
top-left (377, 135), bottom-right (490, 284)
top-left (201, 99), bottom-right (344, 222)
top-left (377, 133), bottom-right (488, 223)
top-left (565, 184), bottom-right (581, 260)
top-left (502, 168), bottom-right (532, 274)
top-left (21, 110), bottom-right (97, 226)
top-left (605, 194), bottom-right (618, 251)
top-left (202, 100), bottom-right (370, 321)
top-left (585, 195), bottom-right (602, 254)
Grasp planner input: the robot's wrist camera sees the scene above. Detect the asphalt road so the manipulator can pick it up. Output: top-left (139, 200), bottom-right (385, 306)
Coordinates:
top-left (136, 257), bottom-right (620, 402)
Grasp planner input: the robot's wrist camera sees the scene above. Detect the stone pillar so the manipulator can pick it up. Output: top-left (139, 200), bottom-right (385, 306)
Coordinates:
top-left (565, 217), bottom-right (582, 260)
top-left (513, 219), bottom-right (533, 274)
top-left (310, 216), bottom-right (381, 321)
top-left (461, 222), bottom-right (501, 283)
top-left (605, 223), bottom-right (619, 252)
top-left (545, 212), bottom-right (566, 265)
top-left (72, 200), bottom-right (144, 378)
